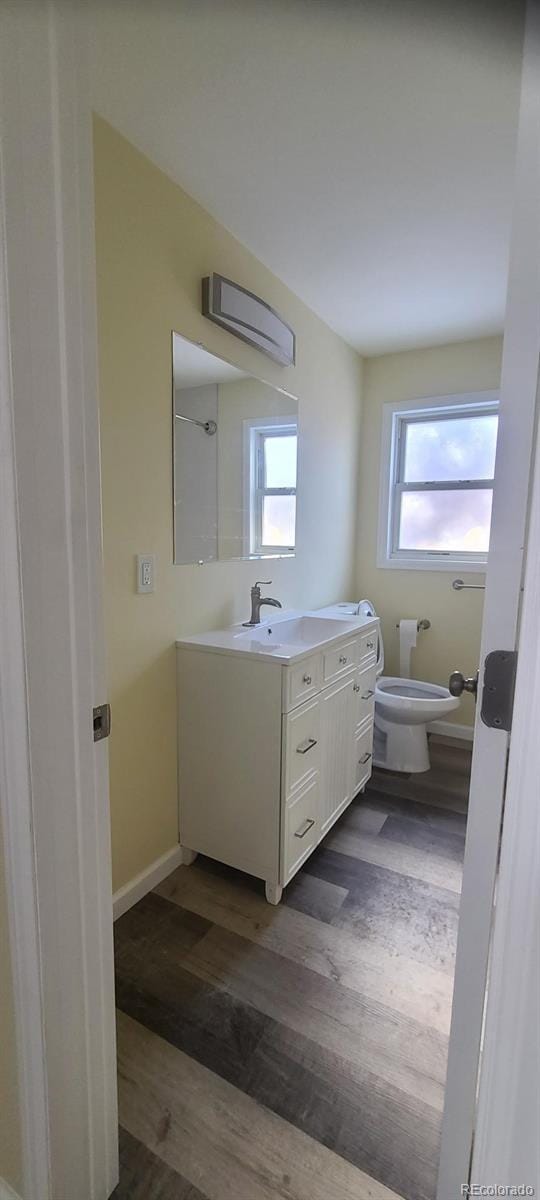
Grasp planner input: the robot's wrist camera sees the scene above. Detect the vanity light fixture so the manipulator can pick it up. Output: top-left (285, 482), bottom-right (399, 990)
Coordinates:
top-left (202, 273), bottom-right (296, 367)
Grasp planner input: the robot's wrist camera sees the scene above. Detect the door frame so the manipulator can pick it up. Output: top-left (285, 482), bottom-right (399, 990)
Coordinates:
top-left (0, 4), bottom-right (117, 1198)
top-left (0, 4), bottom-right (538, 1200)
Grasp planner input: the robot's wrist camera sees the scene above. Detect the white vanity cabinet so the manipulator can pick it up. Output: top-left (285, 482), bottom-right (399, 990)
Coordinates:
top-left (176, 618), bottom-right (378, 903)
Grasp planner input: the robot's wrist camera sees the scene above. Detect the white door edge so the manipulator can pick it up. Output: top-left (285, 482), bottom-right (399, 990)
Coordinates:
top-left (437, 3), bottom-right (540, 1195)
top-left (471, 365), bottom-right (540, 1187)
top-left (0, 101), bottom-right (51, 1200)
top-left (0, 4), bottom-right (117, 1198)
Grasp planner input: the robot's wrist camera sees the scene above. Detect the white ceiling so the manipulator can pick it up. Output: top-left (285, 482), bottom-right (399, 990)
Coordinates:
top-left (88, 0), bottom-right (524, 356)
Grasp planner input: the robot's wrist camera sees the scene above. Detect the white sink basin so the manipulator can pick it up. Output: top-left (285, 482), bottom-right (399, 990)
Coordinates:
top-left (176, 609), bottom-right (376, 664)
top-left (233, 615), bottom-right (358, 647)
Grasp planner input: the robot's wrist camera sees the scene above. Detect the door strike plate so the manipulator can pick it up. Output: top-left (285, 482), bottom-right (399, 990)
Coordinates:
top-left (480, 651), bottom-right (517, 732)
top-left (93, 703), bottom-right (111, 742)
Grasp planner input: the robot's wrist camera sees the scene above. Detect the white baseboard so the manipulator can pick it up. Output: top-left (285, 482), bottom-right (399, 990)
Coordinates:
top-left (0, 1179), bottom-right (22, 1200)
top-left (428, 719), bottom-right (474, 742)
top-left (113, 844), bottom-right (184, 921)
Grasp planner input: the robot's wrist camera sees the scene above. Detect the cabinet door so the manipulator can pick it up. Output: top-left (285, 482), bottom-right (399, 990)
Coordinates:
top-left (283, 697), bottom-right (321, 799)
top-left (320, 674), bottom-right (355, 835)
top-left (354, 721), bottom-right (374, 794)
top-left (353, 663), bottom-right (376, 731)
top-left (282, 773), bottom-right (321, 884)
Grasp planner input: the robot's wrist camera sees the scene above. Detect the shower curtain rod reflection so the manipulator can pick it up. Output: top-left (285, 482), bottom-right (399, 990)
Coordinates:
top-left (175, 413), bottom-right (217, 435)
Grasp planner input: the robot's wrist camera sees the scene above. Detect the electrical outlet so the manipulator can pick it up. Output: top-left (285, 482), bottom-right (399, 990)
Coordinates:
top-left (136, 554), bottom-right (155, 594)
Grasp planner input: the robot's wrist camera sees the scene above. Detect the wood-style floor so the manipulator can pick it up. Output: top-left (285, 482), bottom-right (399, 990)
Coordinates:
top-left (112, 737), bottom-right (471, 1200)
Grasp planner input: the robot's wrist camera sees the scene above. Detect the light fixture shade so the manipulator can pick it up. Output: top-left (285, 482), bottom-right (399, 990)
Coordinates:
top-left (202, 273), bottom-right (296, 367)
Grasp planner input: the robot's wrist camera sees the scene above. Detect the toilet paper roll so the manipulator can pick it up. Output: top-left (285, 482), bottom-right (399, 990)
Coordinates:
top-left (399, 619), bottom-right (418, 679)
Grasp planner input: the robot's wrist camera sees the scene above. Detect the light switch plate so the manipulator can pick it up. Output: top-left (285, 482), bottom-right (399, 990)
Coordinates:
top-left (136, 554), bottom-right (155, 593)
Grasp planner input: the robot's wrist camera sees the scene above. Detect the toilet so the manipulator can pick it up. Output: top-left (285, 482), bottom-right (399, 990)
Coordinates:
top-left (317, 600), bottom-right (460, 773)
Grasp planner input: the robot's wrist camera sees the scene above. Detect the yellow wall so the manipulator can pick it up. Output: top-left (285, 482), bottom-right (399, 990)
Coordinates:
top-left (356, 337), bottom-right (502, 727)
top-left (94, 117), bottom-right (363, 892)
top-left (0, 820), bottom-right (23, 1196)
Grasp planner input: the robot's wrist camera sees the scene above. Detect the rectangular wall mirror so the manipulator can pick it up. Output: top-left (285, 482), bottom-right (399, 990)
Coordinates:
top-left (173, 332), bottom-right (298, 564)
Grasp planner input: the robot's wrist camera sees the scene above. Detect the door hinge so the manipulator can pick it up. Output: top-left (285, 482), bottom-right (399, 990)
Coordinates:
top-left (480, 651), bottom-right (517, 732)
top-left (93, 703), bottom-right (111, 742)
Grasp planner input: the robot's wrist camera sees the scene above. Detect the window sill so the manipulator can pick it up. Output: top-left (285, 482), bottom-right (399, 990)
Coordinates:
top-left (376, 554), bottom-right (488, 574)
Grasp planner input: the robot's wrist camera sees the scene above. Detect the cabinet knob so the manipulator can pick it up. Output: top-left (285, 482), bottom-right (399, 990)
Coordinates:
top-left (358, 751), bottom-right (372, 765)
top-left (339, 654), bottom-right (347, 664)
top-left (303, 673), bottom-right (312, 685)
top-left (353, 682), bottom-right (360, 693)
top-left (366, 640), bottom-right (374, 650)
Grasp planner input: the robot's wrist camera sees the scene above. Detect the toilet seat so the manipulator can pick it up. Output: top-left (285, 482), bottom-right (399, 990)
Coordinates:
top-left (375, 676), bottom-right (456, 720)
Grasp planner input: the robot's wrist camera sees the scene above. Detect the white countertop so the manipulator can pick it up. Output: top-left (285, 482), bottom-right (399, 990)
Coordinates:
top-left (176, 609), bottom-right (378, 665)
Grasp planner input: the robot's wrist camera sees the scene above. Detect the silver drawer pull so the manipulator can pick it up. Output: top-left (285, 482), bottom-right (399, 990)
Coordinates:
top-left (302, 673), bottom-right (312, 685)
top-left (366, 640), bottom-right (374, 650)
top-left (358, 751), bottom-right (372, 765)
top-left (294, 817), bottom-right (315, 839)
top-left (339, 654), bottom-right (348, 664)
top-left (361, 689), bottom-right (374, 700)
top-left (296, 737), bottom-right (318, 755)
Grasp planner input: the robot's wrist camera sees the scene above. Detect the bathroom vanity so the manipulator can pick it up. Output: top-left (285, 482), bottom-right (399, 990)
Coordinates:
top-left (176, 611), bottom-right (379, 903)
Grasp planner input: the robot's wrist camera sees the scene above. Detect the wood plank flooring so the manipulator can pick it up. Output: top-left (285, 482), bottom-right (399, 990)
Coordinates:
top-left (112, 737), bottom-right (471, 1200)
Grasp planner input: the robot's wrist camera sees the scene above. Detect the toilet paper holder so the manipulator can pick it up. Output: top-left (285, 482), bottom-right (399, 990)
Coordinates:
top-left (395, 618), bottom-right (431, 631)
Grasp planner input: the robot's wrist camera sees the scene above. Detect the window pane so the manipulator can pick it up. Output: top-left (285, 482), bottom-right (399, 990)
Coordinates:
top-left (398, 489), bottom-right (493, 553)
top-left (264, 434), bottom-right (297, 488)
top-left (262, 494), bottom-right (296, 547)
top-left (403, 414), bottom-right (498, 483)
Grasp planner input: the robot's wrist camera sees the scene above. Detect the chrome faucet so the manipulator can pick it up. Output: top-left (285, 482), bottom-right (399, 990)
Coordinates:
top-left (243, 581), bottom-right (282, 626)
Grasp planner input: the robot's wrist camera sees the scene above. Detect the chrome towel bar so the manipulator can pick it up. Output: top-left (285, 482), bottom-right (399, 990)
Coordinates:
top-left (452, 578), bottom-right (486, 591)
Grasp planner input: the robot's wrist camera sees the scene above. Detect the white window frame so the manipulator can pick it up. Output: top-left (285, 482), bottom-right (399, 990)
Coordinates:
top-left (243, 416), bottom-right (297, 557)
top-left (377, 391), bottom-right (500, 572)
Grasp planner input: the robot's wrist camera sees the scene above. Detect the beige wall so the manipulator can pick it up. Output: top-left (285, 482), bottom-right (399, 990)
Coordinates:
top-left (356, 337), bottom-right (503, 727)
top-left (0, 820), bottom-right (23, 1196)
top-left (94, 117), bottom-right (363, 893)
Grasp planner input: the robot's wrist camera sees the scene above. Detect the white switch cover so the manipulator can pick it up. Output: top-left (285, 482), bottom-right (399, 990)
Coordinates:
top-left (136, 554), bottom-right (155, 593)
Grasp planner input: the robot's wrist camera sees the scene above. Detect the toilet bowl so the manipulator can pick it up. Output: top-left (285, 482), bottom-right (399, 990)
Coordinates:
top-left (374, 676), bottom-right (460, 773)
top-left (315, 599), bottom-right (461, 773)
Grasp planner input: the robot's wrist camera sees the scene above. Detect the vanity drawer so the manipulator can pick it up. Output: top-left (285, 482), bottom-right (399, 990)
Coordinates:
top-left (283, 773), bottom-right (320, 882)
top-left (285, 653), bottom-right (322, 711)
top-left (323, 638), bottom-right (358, 685)
top-left (358, 625), bottom-right (378, 666)
top-left (353, 663), bottom-right (376, 730)
top-left (284, 698), bottom-right (321, 798)
top-left (354, 721), bottom-right (374, 793)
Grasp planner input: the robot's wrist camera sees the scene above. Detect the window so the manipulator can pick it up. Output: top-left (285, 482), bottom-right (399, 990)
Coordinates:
top-left (377, 393), bottom-right (499, 570)
top-left (245, 419), bottom-right (297, 555)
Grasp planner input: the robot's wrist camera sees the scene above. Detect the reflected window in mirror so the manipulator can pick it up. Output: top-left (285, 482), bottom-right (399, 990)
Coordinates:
top-left (245, 419), bottom-right (297, 556)
top-left (172, 331), bottom-right (298, 564)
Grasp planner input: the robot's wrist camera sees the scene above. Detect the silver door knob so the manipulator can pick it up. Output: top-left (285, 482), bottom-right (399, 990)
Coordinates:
top-left (449, 670), bottom-right (478, 697)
